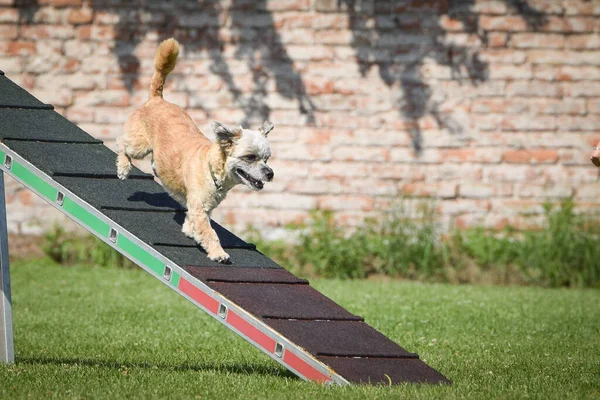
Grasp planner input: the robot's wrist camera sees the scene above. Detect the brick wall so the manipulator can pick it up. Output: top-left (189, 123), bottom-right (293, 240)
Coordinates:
top-left (1, 0), bottom-right (599, 239)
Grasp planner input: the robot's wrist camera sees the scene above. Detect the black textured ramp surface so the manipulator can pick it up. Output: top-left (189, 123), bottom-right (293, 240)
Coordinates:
top-left (0, 75), bottom-right (53, 109)
top-left (209, 282), bottom-right (363, 321)
top-left (319, 356), bottom-right (450, 385)
top-left (2, 140), bottom-right (152, 179)
top-left (184, 266), bottom-right (307, 284)
top-left (0, 109), bottom-right (101, 143)
top-left (102, 209), bottom-right (253, 249)
top-left (54, 176), bottom-right (185, 212)
top-left (155, 245), bottom-right (281, 268)
top-left (263, 320), bottom-right (416, 358)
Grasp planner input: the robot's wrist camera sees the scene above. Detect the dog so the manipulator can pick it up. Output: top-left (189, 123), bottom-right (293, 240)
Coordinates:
top-left (116, 38), bottom-right (274, 263)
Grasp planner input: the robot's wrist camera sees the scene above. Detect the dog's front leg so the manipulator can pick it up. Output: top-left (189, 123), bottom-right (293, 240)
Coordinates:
top-left (183, 208), bottom-right (229, 263)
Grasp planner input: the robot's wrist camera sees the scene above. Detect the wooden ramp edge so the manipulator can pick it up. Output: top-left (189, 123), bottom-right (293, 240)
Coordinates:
top-left (0, 72), bottom-right (450, 386)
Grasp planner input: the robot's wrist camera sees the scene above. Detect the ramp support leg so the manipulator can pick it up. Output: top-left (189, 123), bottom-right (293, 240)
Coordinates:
top-left (0, 171), bottom-right (14, 363)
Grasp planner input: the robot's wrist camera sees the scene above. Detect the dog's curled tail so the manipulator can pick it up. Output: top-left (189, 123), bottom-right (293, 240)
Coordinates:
top-left (149, 38), bottom-right (180, 98)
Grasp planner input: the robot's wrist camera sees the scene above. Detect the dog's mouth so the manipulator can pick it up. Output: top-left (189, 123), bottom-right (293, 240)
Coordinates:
top-left (236, 168), bottom-right (264, 190)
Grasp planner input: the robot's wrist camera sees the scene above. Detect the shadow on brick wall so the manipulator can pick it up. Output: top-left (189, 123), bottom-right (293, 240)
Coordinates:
top-left (12, 0), bottom-right (546, 136)
top-left (338, 0), bottom-right (547, 153)
top-left (13, 0), bottom-right (315, 126)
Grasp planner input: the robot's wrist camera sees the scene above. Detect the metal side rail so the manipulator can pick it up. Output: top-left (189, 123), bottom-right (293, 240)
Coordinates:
top-left (0, 144), bottom-right (347, 385)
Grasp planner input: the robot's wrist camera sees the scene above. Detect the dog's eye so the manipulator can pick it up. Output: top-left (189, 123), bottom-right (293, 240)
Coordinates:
top-left (243, 155), bottom-right (257, 162)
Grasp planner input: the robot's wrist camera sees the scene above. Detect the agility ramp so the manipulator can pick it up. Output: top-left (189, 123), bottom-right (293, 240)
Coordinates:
top-left (0, 72), bottom-right (449, 386)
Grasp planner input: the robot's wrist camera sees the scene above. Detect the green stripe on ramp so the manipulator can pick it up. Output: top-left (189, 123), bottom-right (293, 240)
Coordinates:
top-left (118, 235), bottom-right (164, 276)
top-left (12, 161), bottom-right (57, 202)
top-left (63, 197), bottom-right (109, 237)
top-left (170, 271), bottom-right (180, 288)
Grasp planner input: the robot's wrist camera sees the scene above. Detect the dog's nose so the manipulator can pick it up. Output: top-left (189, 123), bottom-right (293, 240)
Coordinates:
top-left (264, 168), bottom-right (274, 181)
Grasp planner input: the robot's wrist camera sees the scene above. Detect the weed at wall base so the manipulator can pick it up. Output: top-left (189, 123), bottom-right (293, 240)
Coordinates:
top-left (247, 200), bottom-right (600, 288)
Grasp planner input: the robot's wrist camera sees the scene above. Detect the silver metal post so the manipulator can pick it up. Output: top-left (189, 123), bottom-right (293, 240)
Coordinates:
top-left (0, 170), bottom-right (14, 363)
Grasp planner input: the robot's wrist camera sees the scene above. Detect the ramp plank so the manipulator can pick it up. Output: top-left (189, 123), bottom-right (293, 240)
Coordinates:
top-left (183, 266), bottom-right (307, 284)
top-left (0, 75), bottom-right (53, 109)
top-left (208, 282), bottom-right (363, 321)
top-left (2, 141), bottom-right (152, 179)
top-left (101, 209), bottom-right (253, 249)
top-left (154, 245), bottom-right (282, 269)
top-left (317, 356), bottom-right (450, 385)
top-left (0, 109), bottom-right (101, 143)
top-left (54, 176), bottom-right (185, 212)
top-left (263, 319), bottom-right (417, 358)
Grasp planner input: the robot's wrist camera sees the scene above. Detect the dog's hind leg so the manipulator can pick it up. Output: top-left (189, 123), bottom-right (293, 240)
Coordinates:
top-left (116, 143), bottom-right (133, 180)
top-left (117, 113), bottom-right (153, 180)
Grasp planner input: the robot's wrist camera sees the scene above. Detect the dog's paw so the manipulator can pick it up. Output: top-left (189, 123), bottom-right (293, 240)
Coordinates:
top-left (182, 220), bottom-right (194, 238)
top-left (208, 250), bottom-right (230, 264)
top-left (117, 166), bottom-right (131, 180)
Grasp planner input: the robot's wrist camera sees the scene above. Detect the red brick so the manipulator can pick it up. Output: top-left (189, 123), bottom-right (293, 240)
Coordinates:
top-left (4, 41), bottom-right (36, 56)
top-left (562, 82), bottom-right (600, 97)
top-left (401, 182), bottom-right (457, 199)
top-left (459, 183), bottom-right (512, 198)
top-left (317, 195), bottom-right (375, 211)
top-left (557, 116), bottom-right (600, 131)
top-left (480, 49), bottom-right (528, 65)
top-left (529, 50), bottom-right (600, 65)
top-left (67, 8), bottom-right (93, 24)
top-left (53, 0), bottom-right (82, 7)
top-left (438, 199), bottom-right (491, 216)
top-left (511, 33), bottom-right (565, 49)
top-left (0, 8), bottom-right (19, 23)
top-left (566, 34), bottom-right (600, 49)
top-left (21, 25), bottom-right (74, 40)
top-left (0, 25), bottom-right (18, 39)
top-left (488, 32), bottom-right (508, 47)
top-left (479, 15), bottom-right (528, 31)
top-left (473, 1), bottom-right (507, 14)
top-left (445, 148), bottom-right (503, 163)
top-left (563, 0), bottom-right (600, 16)
top-left (488, 64), bottom-right (532, 79)
top-left (506, 81), bottom-right (561, 97)
top-left (517, 184), bottom-right (573, 198)
top-left (589, 99), bottom-right (600, 114)
top-left (501, 115), bottom-right (556, 131)
top-left (333, 146), bottom-right (389, 162)
top-left (534, 65), bottom-right (600, 81)
top-left (503, 149), bottom-right (559, 164)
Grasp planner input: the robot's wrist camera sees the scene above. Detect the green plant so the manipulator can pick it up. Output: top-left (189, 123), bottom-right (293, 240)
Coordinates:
top-left (454, 200), bottom-right (600, 287)
top-left (294, 210), bottom-right (368, 278)
top-left (368, 201), bottom-right (446, 279)
top-left (43, 225), bottom-right (136, 269)
top-left (248, 200), bottom-right (600, 288)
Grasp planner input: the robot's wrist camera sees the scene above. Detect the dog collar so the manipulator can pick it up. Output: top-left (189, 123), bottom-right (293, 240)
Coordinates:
top-left (208, 162), bottom-right (223, 191)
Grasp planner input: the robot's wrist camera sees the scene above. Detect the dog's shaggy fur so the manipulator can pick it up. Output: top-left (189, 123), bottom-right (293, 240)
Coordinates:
top-left (116, 38), bottom-right (274, 263)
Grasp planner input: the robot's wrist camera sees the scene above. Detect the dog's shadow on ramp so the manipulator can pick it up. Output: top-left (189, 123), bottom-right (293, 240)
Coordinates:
top-left (127, 192), bottom-right (186, 211)
top-left (18, 355), bottom-right (297, 380)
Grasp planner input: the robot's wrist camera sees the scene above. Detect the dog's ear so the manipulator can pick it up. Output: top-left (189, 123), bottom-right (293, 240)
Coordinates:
top-left (212, 121), bottom-right (241, 147)
top-left (259, 121), bottom-right (274, 137)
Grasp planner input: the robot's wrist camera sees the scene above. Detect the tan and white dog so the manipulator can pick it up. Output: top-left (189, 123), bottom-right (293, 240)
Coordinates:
top-left (116, 38), bottom-right (274, 263)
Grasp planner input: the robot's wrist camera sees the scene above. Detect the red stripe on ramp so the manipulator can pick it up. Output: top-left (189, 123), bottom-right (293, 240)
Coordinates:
top-left (179, 277), bottom-right (219, 314)
top-left (226, 310), bottom-right (276, 353)
top-left (283, 350), bottom-right (332, 383)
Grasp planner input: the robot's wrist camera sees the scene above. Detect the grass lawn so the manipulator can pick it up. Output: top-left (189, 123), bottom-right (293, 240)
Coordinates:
top-left (0, 260), bottom-right (598, 399)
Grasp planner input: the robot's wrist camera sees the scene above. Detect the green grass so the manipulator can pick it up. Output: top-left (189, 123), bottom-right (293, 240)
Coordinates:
top-left (1, 260), bottom-right (598, 399)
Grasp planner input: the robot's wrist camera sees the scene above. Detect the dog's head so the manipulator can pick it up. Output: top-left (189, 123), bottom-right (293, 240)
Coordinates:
top-left (212, 121), bottom-right (274, 191)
